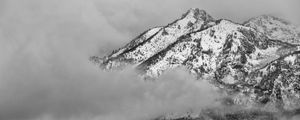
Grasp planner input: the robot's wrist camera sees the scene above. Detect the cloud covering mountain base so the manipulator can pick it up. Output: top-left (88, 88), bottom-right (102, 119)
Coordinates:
top-left (1, 0), bottom-right (300, 120)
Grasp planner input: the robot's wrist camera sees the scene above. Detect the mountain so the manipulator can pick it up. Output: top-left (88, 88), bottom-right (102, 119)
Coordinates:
top-left (90, 8), bottom-right (215, 70)
top-left (91, 8), bottom-right (300, 119)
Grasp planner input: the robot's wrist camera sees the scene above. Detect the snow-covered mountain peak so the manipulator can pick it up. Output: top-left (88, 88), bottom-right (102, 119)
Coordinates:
top-left (182, 8), bottom-right (212, 21)
top-left (91, 8), bottom-right (300, 119)
top-left (92, 9), bottom-right (215, 70)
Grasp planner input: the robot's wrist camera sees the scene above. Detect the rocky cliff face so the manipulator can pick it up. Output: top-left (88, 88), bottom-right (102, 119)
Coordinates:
top-left (91, 8), bottom-right (300, 120)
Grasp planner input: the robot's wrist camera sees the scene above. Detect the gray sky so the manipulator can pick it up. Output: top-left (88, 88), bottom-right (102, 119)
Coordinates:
top-left (0, 0), bottom-right (299, 120)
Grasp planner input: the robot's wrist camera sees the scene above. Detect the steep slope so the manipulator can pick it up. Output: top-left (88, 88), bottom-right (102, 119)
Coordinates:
top-left (91, 8), bottom-right (215, 70)
top-left (236, 53), bottom-right (300, 110)
top-left (90, 26), bottom-right (162, 68)
top-left (138, 20), bottom-right (299, 79)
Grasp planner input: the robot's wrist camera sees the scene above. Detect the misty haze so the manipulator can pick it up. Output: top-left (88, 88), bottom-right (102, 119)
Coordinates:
top-left (1, 0), bottom-right (300, 120)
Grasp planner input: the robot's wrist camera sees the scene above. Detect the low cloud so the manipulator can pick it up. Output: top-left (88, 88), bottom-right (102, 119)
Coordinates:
top-left (0, 1), bottom-right (220, 120)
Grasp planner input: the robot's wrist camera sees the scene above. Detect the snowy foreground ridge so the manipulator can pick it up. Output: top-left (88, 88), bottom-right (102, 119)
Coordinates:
top-left (91, 8), bottom-right (300, 120)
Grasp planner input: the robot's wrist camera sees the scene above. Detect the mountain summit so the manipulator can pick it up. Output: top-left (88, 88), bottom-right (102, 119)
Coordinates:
top-left (91, 9), bottom-right (300, 119)
top-left (91, 8), bottom-right (215, 70)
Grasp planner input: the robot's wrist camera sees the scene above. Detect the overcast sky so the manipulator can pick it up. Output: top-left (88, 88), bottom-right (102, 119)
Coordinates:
top-left (0, 0), bottom-right (299, 120)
